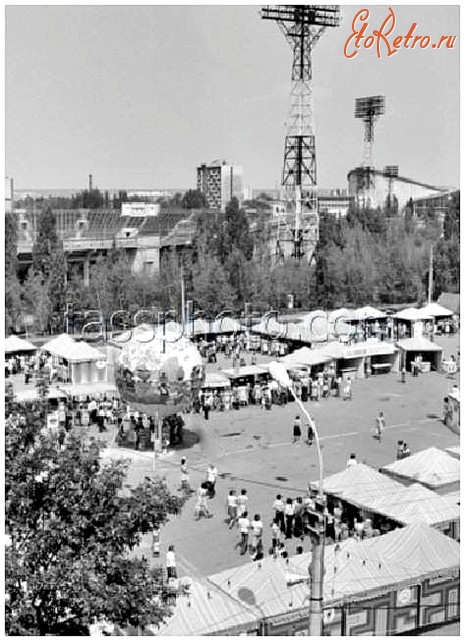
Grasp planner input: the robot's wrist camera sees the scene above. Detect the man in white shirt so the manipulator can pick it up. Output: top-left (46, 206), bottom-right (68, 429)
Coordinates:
top-left (250, 514), bottom-right (264, 559)
top-left (238, 511), bottom-right (250, 555)
top-left (166, 545), bottom-right (177, 578)
top-left (207, 463), bottom-right (218, 497)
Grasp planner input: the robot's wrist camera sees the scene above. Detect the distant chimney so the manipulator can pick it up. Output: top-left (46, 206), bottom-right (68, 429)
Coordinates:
top-left (89, 174), bottom-right (93, 192)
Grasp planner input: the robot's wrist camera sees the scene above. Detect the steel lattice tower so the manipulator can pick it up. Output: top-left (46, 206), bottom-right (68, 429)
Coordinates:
top-left (262, 5), bottom-right (340, 260)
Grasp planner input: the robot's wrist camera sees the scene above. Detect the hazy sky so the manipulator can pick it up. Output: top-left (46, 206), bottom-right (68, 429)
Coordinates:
top-left (6, 5), bottom-right (460, 191)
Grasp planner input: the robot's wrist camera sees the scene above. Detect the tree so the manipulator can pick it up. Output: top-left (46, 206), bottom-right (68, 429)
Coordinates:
top-left (181, 190), bottom-right (207, 210)
top-left (31, 208), bottom-right (60, 279)
top-left (5, 213), bottom-right (22, 333)
top-left (22, 271), bottom-right (52, 334)
top-left (5, 400), bottom-right (184, 635)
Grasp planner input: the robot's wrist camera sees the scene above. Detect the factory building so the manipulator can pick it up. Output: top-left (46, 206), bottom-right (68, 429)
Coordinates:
top-left (197, 160), bottom-right (244, 212)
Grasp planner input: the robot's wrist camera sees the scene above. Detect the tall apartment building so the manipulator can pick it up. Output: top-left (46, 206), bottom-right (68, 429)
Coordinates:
top-left (197, 160), bottom-right (244, 212)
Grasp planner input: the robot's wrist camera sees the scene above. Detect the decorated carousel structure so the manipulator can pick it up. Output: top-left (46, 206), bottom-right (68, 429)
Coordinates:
top-left (115, 325), bottom-right (205, 449)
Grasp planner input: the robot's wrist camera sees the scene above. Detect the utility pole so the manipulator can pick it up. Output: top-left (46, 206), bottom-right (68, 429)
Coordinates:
top-left (180, 267), bottom-right (186, 327)
top-left (428, 244), bottom-right (434, 304)
top-left (268, 362), bottom-right (325, 635)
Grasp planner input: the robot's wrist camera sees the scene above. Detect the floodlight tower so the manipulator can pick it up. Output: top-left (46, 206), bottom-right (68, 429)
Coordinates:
top-left (262, 5), bottom-right (340, 260)
top-left (354, 95), bottom-right (385, 168)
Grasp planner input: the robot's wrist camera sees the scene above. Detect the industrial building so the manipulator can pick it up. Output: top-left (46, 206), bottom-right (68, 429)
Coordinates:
top-left (347, 167), bottom-right (449, 211)
top-left (197, 160), bottom-right (244, 212)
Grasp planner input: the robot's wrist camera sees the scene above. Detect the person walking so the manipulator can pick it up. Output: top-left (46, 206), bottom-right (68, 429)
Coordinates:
top-left (238, 511), bottom-right (250, 555)
top-left (396, 440), bottom-right (404, 460)
top-left (273, 494), bottom-right (286, 533)
top-left (250, 514), bottom-right (264, 559)
top-left (271, 519), bottom-right (281, 557)
top-left (343, 377), bottom-right (352, 401)
top-left (195, 482), bottom-right (212, 519)
top-left (292, 415), bottom-right (302, 443)
top-left (375, 411), bottom-right (386, 443)
top-left (227, 489), bottom-right (238, 529)
top-left (307, 423), bottom-right (314, 446)
top-left (180, 457), bottom-right (192, 494)
top-left (206, 463), bottom-right (218, 498)
top-left (237, 489), bottom-right (249, 518)
top-left (166, 545), bottom-right (177, 579)
top-left (284, 498), bottom-right (295, 539)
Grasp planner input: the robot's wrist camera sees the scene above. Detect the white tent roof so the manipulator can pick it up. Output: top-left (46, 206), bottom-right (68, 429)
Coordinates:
top-left (445, 445), bottom-right (460, 459)
top-left (41, 334), bottom-right (106, 363)
top-left (381, 447), bottom-right (460, 489)
top-left (354, 306), bottom-right (387, 321)
top-left (396, 336), bottom-right (443, 352)
top-left (420, 302), bottom-right (454, 318)
top-left (312, 463), bottom-right (401, 509)
top-left (328, 308), bottom-right (357, 322)
top-left (281, 347), bottom-right (333, 368)
top-left (202, 372), bottom-right (231, 388)
top-left (210, 317), bottom-right (242, 334)
top-left (393, 308), bottom-right (433, 321)
top-left (370, 483), bottom-right (460, 526)
top-left (5, 335), bottom-right (37, 353)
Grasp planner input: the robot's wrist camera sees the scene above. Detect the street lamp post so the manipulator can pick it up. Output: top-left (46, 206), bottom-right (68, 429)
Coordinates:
top-left (268, 361), bottom-right (325, 636)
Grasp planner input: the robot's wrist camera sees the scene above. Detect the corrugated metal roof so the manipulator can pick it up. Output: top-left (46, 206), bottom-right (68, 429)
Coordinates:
top-left (381, 447), bottom-right (460, 488)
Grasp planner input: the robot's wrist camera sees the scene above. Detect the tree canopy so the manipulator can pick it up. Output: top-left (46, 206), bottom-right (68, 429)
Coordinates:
top-left (5, 398), bottom-right (184, 635)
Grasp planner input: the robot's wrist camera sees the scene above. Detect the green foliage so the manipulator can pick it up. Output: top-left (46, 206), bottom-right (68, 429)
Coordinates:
top-left (5, 400), bottom-right (184, 635)
top-left (181, 190), bottom-right (207, 210)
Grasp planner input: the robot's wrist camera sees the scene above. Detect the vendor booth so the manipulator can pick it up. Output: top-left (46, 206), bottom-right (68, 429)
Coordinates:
top-left (317, 339), bottom-right (398, 379)
top-left (396, 336), bottom-right (443, 372)
top-left (369, 483), bottom-right (460, 540)
top-left (280, 346), bottom-right (333, 374)
top-left (202, 523), bottom-right (459, 636)
top-left (222, 364), bottom-right (269, 386)
top-left (380, 446), bottom-right (460, 496)
top-left (5, 335), bottom-right (37, 355)
top-left (201, 371), bottom-right (231, 390)
top-left (393, 308), bottom-right (434, 340)
top-left (41, 334), bottom-right (108, 384)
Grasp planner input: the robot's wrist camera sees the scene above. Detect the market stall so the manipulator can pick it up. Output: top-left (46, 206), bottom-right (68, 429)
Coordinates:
top-left (395, 335), bottom-right (443, 372)
top-left (205, 523), bottom-right (460, 636)
top-left (280, 346), bottom-right (333, 373)
top-left (41, 334), bottom-right (108, 384)
top-left (222, 364), bottom-right (270, 386)
top-left (201, 371), bottom-right (231, 390)
top-left (393, 308), bottom-right (434, 340)
top-left (5, 335), bottom-right (37, 355)
top-left (380, 446), bottom-right (460, 496)
top-left (369, 483), bottom-right (460, 540)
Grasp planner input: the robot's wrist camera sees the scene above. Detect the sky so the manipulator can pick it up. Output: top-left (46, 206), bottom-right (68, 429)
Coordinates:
top-left (5, 4), bottom-right (460, 192)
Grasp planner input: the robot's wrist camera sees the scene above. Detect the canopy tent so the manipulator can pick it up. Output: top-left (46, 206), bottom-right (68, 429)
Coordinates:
top-left (280, 347), bottom-right (333, 368)
top-left (311, 463), bottom-right (401, 509)
top-left (14, 386), bottom-right (68, 402)
top-left (41, 334), bottom-right (105, 362)
top-left (5, 335), bottom-right (37, 354)
top-left (206, 523), bottom-right (459, 634)
top-left (251, 317), bottom-right (288, 337)
top-left (380, 446), bottom-right (460, 494)
top-left (58, 382), bottom-right (118, 400)
top-left (210, 317), bottom-right (242, 334)
top-left (393, 308), bottom-right (433, 321)
top-left (222, 364), bottom-right (269, 380)
top-left (41, 334), bottom-right (108, 385)
top-left (328, 308), bottom-right (357, 323)
top-left (437, 292), bottom-right (460, 315)
top-left (286, 322), bottom-right (328, 343)
top-left (369, 483), bottom-right (460, 533)
top-left (396, 336), bottom-right (443, 372)
top-left (184, 318), bottom-right (212, 336)
top-left (202, 371), bottom-right (231, 389)
top-left (150, 579), bottom-right (257, 636)
top-left (353, 306), bottom-right (387, 321)
top-left (420, 302), bottom-right (453, 318)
